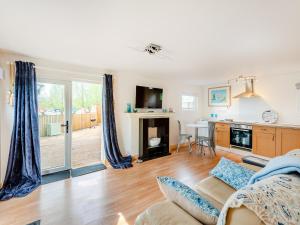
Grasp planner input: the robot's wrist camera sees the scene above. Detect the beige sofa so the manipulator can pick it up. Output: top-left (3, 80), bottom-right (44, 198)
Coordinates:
top-left (135, 163), bottom-right (265, 225)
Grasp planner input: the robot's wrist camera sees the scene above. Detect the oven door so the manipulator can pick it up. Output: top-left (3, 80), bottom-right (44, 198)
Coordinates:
top-left (230, 128), bottom-right (252, 150)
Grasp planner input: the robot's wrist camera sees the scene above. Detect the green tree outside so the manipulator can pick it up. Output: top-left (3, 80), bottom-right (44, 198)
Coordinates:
top-left (38, 82), bottom-right (102, 113)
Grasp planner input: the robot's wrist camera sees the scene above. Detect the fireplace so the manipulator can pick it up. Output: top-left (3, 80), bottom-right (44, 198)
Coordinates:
top-left (139, 117), bottom-right (170, 161)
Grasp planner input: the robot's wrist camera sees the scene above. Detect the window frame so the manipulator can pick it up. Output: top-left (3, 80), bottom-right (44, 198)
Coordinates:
top-left (181, 94), bottom-right (198, 112)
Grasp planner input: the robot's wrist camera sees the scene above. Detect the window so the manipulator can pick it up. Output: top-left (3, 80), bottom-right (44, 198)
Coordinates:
top-left (181, 95), bottom-right (198, 112)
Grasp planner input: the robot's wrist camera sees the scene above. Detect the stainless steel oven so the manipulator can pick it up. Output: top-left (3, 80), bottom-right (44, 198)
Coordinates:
top-left (230, 124), bottom-right (252, 150)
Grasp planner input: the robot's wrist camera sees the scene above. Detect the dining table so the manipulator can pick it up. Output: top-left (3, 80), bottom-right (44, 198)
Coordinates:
top-left (186, 122), bottom-right (209, 143)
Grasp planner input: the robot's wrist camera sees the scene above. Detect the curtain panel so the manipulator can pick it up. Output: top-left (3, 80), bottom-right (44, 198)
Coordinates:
top-left (102, 74), bottom-right (132, 169)
top-left (0, 61), bottom-right (41, 201)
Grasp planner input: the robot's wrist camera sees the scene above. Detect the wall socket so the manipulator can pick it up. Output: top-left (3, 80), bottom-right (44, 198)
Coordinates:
top-left (296, 83), bottom-right (300, 90)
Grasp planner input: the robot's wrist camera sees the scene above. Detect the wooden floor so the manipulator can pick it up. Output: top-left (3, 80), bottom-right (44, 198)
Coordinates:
top-left (0, 148), bottom-right (241, 225)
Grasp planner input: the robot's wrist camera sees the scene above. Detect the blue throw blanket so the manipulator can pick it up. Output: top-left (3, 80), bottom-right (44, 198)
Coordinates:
top-left (248, 155), bottom-right (300, 184)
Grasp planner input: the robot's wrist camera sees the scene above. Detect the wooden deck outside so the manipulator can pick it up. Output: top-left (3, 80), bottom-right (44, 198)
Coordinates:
top-left (40, 125), bottom-right (102, 170)
top-left (39, 110), bottom-right (101, 137)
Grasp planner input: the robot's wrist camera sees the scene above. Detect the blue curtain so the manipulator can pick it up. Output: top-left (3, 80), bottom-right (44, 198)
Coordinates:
top-left (0, 61), bottom-right (41, 201)
top-left (102, 74), bottom-right (132, 169)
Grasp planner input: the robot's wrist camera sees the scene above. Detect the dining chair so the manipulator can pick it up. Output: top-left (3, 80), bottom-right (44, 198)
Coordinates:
top-left (176, 120), bottom-right (193, 153)
top-left (197, 122), bottom-right (216, 157)
top-left (194, 120), bottom-right (209, 146)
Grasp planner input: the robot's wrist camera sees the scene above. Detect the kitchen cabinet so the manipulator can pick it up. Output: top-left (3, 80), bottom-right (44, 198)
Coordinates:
top-left (214, 122), bottom-right (300, 158)
top-left (276, 128), bottom-right (300, 155)
top-left (252, 126), bottom-right (276, 157)
top-left (215, 123), bottom-right (230, 148)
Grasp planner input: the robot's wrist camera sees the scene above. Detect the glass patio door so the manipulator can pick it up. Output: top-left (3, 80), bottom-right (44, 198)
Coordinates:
top-left (71, 81), bottom-right (102, 168)
top-left (37, 80), bottom-right (71, 175)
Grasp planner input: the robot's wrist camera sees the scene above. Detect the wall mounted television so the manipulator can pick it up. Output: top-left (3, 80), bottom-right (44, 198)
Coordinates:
top-left (135, 85), bottom-right (163, 109)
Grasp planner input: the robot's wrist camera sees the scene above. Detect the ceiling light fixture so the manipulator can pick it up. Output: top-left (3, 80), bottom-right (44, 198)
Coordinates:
top-left (144, 43), bottom-right (162, 55)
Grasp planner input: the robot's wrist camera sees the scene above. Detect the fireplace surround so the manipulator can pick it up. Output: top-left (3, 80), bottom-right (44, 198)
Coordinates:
top-left (139, 117), bottom-right (170, 161)
top-left (125, 112), bottom-right (173, 161)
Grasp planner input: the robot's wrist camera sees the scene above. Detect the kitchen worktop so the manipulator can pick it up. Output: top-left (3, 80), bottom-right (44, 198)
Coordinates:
top-left (213, 120), bottom-right (300, 129)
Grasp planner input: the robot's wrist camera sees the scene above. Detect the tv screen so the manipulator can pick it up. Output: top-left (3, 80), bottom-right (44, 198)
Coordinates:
top-left (135, 86), bottom-right (163, 109)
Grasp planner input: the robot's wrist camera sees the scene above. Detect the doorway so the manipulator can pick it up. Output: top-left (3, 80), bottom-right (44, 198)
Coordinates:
top-left (71, 81), bottom-right (102, 168)
top-left (37, 79), bottom-right (104, 177)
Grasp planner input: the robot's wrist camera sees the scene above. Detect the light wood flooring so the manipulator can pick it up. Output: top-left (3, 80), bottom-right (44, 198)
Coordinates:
top-left (0, 148), bottom-right (241, 225)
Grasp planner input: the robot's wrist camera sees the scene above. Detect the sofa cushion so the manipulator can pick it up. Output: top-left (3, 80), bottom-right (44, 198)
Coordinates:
top-left (194, 176), bottom-right (235, 209)
top-left (210, 157), bottom-right (255, 190)
top-left (135, 200), bottom-right (203, 225)
top-left (194, 163), bottom-right (261, 210)
top-left (156, 176), bottom-right (219, 225)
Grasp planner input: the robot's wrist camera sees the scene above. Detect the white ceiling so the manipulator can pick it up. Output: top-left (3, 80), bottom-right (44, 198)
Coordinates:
top-left (1, 0), bottom-right (300, 84)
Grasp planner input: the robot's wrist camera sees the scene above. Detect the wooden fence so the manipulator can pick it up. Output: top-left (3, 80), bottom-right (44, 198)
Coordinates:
top-left (39, 110), bottom-right (101, 137)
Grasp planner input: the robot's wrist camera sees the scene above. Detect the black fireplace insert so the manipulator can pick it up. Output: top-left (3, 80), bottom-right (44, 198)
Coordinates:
top-left (139, 117), bottom-right (170, 161)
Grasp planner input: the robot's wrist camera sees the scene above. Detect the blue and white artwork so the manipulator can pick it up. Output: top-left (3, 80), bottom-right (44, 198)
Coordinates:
top-left (208, 86), bottom-right (231, 107)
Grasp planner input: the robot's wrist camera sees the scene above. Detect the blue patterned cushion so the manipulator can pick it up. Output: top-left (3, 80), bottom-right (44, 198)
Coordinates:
top-left (210, 157), bottom-right (255, 190)
top-left (157, 176), bottom-right (219, 224)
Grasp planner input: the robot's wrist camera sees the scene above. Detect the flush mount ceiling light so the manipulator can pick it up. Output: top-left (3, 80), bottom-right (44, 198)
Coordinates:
top-left (129, 42), bottom-right (172, 60)
top-left (144, 43), bottom-right (162, 55)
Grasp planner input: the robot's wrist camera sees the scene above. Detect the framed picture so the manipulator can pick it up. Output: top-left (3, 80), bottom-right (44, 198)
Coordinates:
top-left (208, 86), bottom-right (231, 107)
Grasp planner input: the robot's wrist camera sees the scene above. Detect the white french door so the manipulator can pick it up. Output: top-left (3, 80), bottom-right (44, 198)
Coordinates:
top-left (38, 79), bottom-right (72, 175)
top-left (38, 78), bottom-right (103, 175)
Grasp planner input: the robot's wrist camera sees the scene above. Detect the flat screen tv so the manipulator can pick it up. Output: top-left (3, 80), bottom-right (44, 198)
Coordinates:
top-left (135, 86), bottom-right (163, 109)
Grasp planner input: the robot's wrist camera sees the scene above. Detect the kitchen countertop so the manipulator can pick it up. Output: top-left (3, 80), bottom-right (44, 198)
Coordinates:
top-left (213, 120), bottom-right (300, 129)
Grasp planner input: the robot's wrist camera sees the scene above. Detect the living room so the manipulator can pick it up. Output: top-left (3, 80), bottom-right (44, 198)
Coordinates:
top-left (0, 1), bottom-right (300, 225)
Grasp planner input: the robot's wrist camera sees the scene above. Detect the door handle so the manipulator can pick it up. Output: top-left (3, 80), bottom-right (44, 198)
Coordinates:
top-left (61, 121), bottom-right (69, 133)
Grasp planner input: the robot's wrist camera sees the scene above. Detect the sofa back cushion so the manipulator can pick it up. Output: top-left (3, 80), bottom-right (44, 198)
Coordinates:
top-left (156, 176), bottom-right (219, 225)
top-left (210, 157), bottom-right (255, 190)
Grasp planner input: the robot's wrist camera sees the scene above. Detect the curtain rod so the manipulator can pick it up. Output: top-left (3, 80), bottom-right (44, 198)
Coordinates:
top-left (6, 61), bottom-right (104, 78)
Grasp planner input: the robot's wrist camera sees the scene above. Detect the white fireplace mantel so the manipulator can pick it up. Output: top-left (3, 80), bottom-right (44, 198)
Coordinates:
top-left (125, 112), bottom-right (174, 119)
top-left (124, 112), bottom-right (174, 156)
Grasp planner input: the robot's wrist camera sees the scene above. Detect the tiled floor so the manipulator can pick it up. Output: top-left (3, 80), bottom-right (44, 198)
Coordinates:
top-left (40, 125), bottom-right (102, 170)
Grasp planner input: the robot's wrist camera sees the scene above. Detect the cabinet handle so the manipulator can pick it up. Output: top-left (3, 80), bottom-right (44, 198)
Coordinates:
top-left (272, 135), bottom-right (275, 141)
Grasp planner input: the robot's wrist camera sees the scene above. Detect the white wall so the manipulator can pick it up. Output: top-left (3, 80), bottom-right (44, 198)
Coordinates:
top-left (202, 73), bottom-right (300, 124)
top-left (0, 52), bottom-right (14, 185)
top-left (0, 50), bottom-right (203, 182)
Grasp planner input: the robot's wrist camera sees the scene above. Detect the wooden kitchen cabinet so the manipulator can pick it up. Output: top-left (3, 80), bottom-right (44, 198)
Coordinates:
top-left (252, 126), bottom-right (276, 157)
top-left (276, 128), bottom-right (300, 155)
top-left (214, 122), bottom-right (300, 157)
top-left (215, 123), bottom-right (230, 148)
